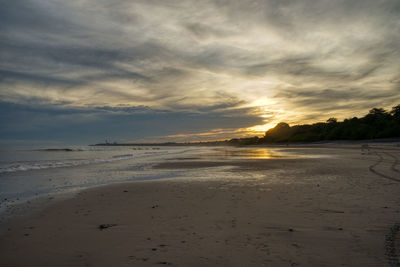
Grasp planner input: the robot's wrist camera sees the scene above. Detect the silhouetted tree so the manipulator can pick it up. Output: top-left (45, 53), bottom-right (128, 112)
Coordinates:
top-left (391, 105), bottom-right (400, 120)
top-left (255, 104), bottom-right (400, 143)
top-left (327, 117), bottom-right (337, 123)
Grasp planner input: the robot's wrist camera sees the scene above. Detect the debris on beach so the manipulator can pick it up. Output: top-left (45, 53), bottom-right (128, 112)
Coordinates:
top-left (157, 261), bottom-right (172, 265)
top-left (98, 224), bottom-right (117, 230)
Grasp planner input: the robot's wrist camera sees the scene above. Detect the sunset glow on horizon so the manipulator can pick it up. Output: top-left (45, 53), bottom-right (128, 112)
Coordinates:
top-left (1, 0), bottom-right (399, 144)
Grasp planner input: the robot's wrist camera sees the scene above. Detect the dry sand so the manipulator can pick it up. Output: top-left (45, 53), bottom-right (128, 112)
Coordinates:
top-left (1, 145), bottom-right (400, 266)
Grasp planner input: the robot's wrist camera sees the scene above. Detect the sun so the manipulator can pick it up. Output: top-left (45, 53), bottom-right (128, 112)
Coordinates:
top-left (246, 122), bottom-right (276, 134)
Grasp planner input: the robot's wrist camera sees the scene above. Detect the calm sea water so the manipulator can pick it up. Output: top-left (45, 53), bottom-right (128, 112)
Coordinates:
top-left (0, 146), bottom-right (203, 207)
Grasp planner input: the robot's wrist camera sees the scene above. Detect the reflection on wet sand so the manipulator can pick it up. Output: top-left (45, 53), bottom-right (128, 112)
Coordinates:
top-left (194, 147), bottom-right (299, 160)
top-left (154, 147), bottom-right (305, 170)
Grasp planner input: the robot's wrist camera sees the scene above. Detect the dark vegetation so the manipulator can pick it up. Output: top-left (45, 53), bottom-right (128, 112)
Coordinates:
top-left (234, 104), bottom-right (400, 144)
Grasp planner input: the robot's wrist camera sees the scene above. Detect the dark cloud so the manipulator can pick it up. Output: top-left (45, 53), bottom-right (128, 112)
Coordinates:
top-left (0, 0), bottom-right (73, 33)
top-left (0, 69), bottom-right (83, 87)
top-left (274, 88), bottom-right (397, 101)
top-left (0, 0), bottom-right (399, 141)
top-left (244, 56), bottom-right (385, 83)
top-left (184, 23), bottom-right (235, 40)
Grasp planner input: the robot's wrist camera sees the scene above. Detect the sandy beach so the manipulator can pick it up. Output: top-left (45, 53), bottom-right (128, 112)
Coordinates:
top-left (1, 145), bottom-right (400, 266)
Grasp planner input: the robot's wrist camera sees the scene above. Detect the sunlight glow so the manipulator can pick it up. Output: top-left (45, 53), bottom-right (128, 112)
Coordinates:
top-left (246, 122), bottom-right (276, 134)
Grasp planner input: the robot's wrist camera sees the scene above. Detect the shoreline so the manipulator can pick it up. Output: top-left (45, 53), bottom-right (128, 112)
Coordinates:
top-left (1, 145), bottom-right (400, 266)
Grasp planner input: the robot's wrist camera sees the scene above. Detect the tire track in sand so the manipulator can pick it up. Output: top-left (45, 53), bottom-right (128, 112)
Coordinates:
top-left (369, 152), bottom-right (400, 183)
top-left (385, 152), bottom-right (400, 173)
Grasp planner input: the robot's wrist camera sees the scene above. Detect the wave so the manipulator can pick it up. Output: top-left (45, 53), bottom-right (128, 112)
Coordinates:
top-left (35, 147), bottom-right (162, 152)
top-left (37, 148), bottom-right (79, 152)
top-left (36, 147), bottom-right (112, 152)
top-left (0, 152), bottom-right (165, 174)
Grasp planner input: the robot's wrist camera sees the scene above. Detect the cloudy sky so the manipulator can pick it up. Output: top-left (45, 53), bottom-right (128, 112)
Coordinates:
top-left (1, 0), bottom-right (399, 144)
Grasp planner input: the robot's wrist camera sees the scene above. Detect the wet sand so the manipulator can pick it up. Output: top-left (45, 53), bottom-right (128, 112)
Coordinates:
top-left (1, 145), bottom-right (400, 266)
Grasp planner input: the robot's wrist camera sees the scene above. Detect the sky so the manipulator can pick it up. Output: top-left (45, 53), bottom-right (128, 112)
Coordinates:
top-left (1, 0), bottom-right (400, 144)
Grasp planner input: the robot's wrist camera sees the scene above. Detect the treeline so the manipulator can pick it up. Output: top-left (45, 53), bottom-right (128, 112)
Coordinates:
top-left (229, 104), bottom-right (400, 144)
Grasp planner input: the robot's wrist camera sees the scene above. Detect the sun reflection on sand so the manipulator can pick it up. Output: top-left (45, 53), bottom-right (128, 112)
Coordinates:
top-left (200, 147), bottom-right (298, 159)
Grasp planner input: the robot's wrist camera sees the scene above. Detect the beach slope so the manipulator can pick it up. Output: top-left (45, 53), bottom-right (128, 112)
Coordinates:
top-left (1, 146), bottom-right (400, 266)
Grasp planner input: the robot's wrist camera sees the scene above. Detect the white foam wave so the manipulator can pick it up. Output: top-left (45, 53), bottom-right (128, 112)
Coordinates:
top-left (0, 152), bottom-right (164, 174)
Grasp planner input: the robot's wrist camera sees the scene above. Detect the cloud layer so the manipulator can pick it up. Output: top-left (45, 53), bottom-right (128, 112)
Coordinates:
top-left (1, 0), bottom-right (399, 142)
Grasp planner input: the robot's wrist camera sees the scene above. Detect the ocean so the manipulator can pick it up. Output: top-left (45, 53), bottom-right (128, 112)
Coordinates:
top-left (0, 146), bottom-right (200, 209)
